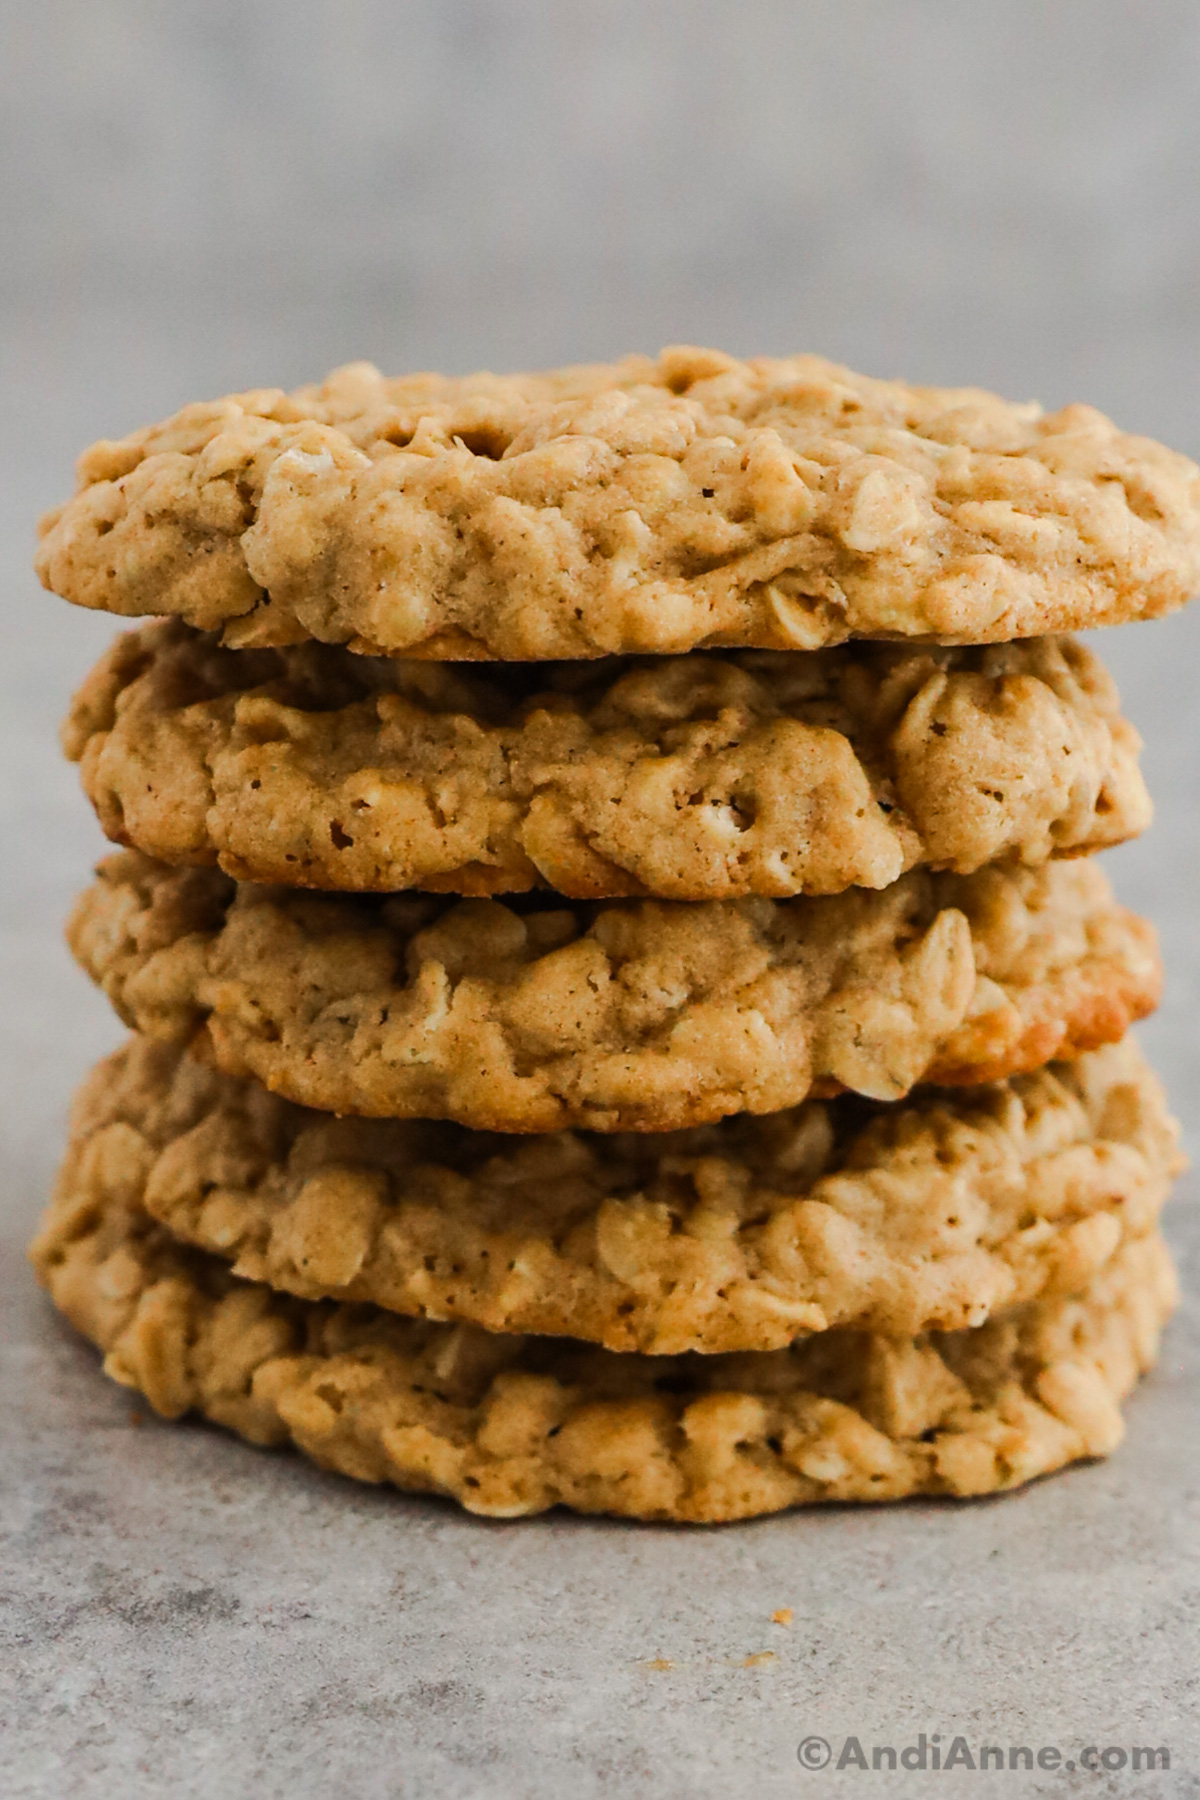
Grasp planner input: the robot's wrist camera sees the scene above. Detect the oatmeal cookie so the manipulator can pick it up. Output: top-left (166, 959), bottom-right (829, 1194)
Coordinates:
top-left (65, 621), bottom-right (1150, 899)
top-left (30, 1183), bottom-right (1177, 1521)
top-left (61, 1035), bottom-right (1178, 1354)
top-left (36, 348), bottom-right (1200, 660)
top-left (67, 851), bottom-right (1160, 1131)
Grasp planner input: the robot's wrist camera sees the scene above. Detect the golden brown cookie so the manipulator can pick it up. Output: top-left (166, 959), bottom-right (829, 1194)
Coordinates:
top-left (67, 851), bottom-right (1160, 1132)
top-left (36, 347), bottom-right (1200, 660)
top-left (30, 1178), bottom-right (1177, 1521)
top-left (62, 1035), bottom-right (1179, 1354)
top-left (65, 621), bottom-right (1150, 900)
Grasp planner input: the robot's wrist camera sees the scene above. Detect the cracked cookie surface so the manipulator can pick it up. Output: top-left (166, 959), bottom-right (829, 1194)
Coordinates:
top-left (61, 1036), bottom-right (1179, 1354)
top-left (37, 347), bottom-right (1200, 660)
top-left (30, 1183), bottom-right (1178, 1521)
top-left (65, 621), bottom-right (1150, 900)
top-left (68, 851), bottom-right (1160, 1132)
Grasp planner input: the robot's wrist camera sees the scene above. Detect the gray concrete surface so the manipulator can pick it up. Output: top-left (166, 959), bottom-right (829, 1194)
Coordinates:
top-left (1, 5), bottom-right (1198, 1794)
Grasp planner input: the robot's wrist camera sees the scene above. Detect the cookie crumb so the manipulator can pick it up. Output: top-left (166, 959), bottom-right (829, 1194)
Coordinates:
top-left (772, 1608), bottom-right (793, 1626)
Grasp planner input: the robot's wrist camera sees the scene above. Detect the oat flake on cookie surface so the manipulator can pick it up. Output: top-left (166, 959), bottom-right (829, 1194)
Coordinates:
top-left (30, 1180), bottom-right (1178, 1521)
top-left (36, 347), bottom-right (1200, 660)
top-left (61, 1035), bottom-right (1179, 1355)
top-left (68, 850), bottom-right (1160, 1132)
top-left (65, 620), bottom-right (1150, 900)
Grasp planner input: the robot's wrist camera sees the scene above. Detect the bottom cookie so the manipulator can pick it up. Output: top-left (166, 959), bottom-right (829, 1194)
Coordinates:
top-left (31, 1181), bottom-right (1176, 1523)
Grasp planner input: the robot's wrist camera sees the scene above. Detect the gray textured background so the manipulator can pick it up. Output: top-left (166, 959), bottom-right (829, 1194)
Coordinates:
top-left (2, 4), bottom-right (1199, 1796)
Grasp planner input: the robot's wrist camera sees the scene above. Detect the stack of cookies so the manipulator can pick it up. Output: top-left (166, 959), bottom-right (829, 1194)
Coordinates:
top-left (31, 347), bottom-right (1197, 1522)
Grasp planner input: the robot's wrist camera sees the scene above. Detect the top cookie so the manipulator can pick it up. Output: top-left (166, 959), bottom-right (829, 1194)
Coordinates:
top-left (36, 347), bottom-right (1200, 660)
